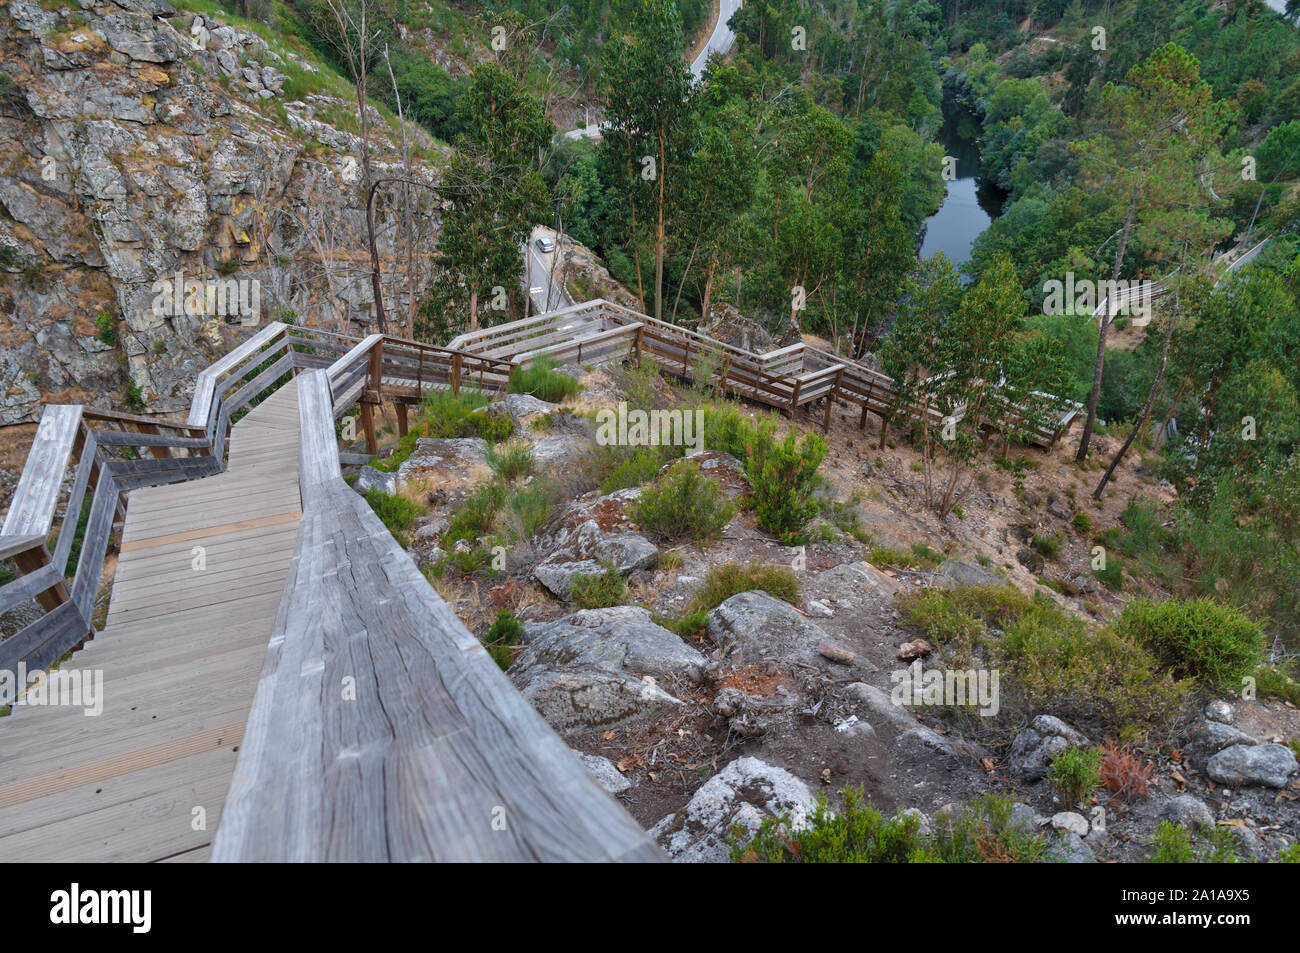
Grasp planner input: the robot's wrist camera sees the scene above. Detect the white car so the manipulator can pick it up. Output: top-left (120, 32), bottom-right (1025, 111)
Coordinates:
top-left (535, 236), bottom-right (556, 253)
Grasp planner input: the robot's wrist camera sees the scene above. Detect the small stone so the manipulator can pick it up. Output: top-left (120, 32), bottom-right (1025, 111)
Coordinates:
top-left (1159, 794), bottom-right (1215, 832)
top-left (804, 600), bottom-right (833, 618)
top-left (1205, 699), bottom-right (1235, 724)
top-left (818, 641), bottom-right (854, 665)
top-left (1051, 811), bottom-right (1089, 837)
top-left (897, 638), bottom-right (933, 661)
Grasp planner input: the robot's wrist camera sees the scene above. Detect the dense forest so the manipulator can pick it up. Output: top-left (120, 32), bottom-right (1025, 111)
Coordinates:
top-left (263, 0), bottom-right (1300, 660)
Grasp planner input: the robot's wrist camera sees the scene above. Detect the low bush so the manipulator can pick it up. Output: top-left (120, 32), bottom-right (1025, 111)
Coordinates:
top-left (1112, 598), bottom-right (1265, 692)
top-left (732, 789), bottom-right (1048, 863)
top-left (598, 443), bottom-right (676, 494)
top-left (629, 461), bottom-right (734, 544)
top-left (364, 488), bottom-right (426, 543)
top-left (1032, 532), bottom-right (1063, 559)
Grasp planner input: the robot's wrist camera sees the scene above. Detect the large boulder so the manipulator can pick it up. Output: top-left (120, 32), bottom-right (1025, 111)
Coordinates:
top-left (510, 607), bottom-right (705, 734)
top-left (649, 757), bottom-right (815, 863)
top-left (1184, 721), bottom-right (1256, 770)
top-left (1206, 744), bottom-right (1298, 789)
top-left (532, 491), bottom-right (659, 597)
top-left (394, 438), bottom-right (491, 506)
top-left (707, 590), bottom-right (848, 668)
top-left (353, 465), bottom-right (395, 496)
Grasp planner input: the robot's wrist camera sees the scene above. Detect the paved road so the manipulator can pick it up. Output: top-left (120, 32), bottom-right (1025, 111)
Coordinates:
top-left (562, 0), bottom-right (742, 141)
top-left (522, 225), bottom-right (572, 315)
top-left (690, 0), bottom-right (741, 79)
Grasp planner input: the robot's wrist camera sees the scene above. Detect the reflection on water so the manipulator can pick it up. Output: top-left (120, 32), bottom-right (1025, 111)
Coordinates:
top-left (919, 102), bottom-right (1008, 275)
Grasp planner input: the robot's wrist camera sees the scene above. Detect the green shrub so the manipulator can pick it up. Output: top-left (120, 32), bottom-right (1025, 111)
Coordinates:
top-left (1047, 746), bottom-right (1102, 809)
top-left (374, 389), bottom-right (512, 473)
top-left (1071, 512), bottom-right (1092, 534)
top-left (1254, 663), bottom-right (1300, 706)
top-left (656, 609), bottom-right (709, 639)
top-left (364, 488), bottom-right (426, 542)
top-left (895, 588), bottom-right (985, 649)
top-left (1095, 558), bottom-right (1125, 591)
top-left (685, 563), bottom-right (800, 615)
top-left (483, 609), bottom-right (525, 670)
top-left (568, 560), bottom-right (630, 609)
top-left (629, 461), bottom-right (734, 544)
top-left (1148, 821), bottom-right (1241, 863)
top-left (867, 545), bottom-right (914, 569)
top-left (95, 312), bottom-right (117, 346)
top-left (997, 606), bottom-right (1193, 744)
top-left (123, 379), bottom-right (145, 411)
top-left (1112, 598), bottom-right (1265, 692)
top-left (509, 356), bottom-right (580, 403)
top-left (1032, 532), bottom-right (1064, 559)
top-left (701, 406), bottom-right (827, 541)
top-left (598, 443), bottom-right (676, 494)
top-left (749, 428), bottom-right (829, 542)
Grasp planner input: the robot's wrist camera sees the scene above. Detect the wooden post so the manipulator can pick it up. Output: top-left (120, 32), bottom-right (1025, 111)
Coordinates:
top-left (450, 352), bottom-right (462, 395)
top-left (396, 403), bottom-right (408, 438)
top-left (13, 546), bottom-right (68, 613)
top-left (718, 355), bottom-right (731, 396)
top-left (860, 381), bottom-right (873, 430)
top-left (361, 342), bottom-right (383, 454)
top-left (136, 423), bottom-right (171, 460)
top-left (789, 378), bottom-right (802, 418)
top-left (823, 368), bottom-right (842, 433)
top-left (633, 325), bottom-right (644, 367)
top-left (683, 336), bottom-right (692, 377)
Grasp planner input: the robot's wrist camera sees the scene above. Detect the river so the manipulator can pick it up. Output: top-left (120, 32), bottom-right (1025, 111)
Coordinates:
top-left (918, 100), bottom-right (1008, 276)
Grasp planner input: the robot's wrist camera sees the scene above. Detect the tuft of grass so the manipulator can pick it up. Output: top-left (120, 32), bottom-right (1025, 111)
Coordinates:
top-left (509, 356), bottom-right (580, 403)
top-left (568, 559), bottom-right (630, 609)
top-left (685, 563), bottom-right (800, 616)
top-left (486, 441), bottom-right (534, 483)
top-left (1032, 532), bottom-right (1064, 559)
top-left (95, 312), bottom-right (117, 346)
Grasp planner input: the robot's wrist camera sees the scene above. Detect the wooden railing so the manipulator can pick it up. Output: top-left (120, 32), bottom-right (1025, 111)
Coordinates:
top-left (450, 300), bottom-right (1081, 446)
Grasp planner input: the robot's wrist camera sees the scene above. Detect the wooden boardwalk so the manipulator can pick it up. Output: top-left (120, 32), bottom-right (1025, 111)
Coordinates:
top-left (0, 387), bottom-right (302, 862)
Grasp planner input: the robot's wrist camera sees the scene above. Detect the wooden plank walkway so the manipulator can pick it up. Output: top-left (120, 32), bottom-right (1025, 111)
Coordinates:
top-left (0, 387), bottom-right (303, 862)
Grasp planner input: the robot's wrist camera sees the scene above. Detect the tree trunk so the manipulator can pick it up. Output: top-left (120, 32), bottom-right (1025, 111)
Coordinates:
top-left (1076, 182), bottom-right (1138, 461)
top-left (1094, 249), bottom-right (1186, 498)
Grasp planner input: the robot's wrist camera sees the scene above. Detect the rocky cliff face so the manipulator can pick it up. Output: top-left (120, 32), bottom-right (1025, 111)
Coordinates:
top-left (0, 0), bottom-right (443, 423)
